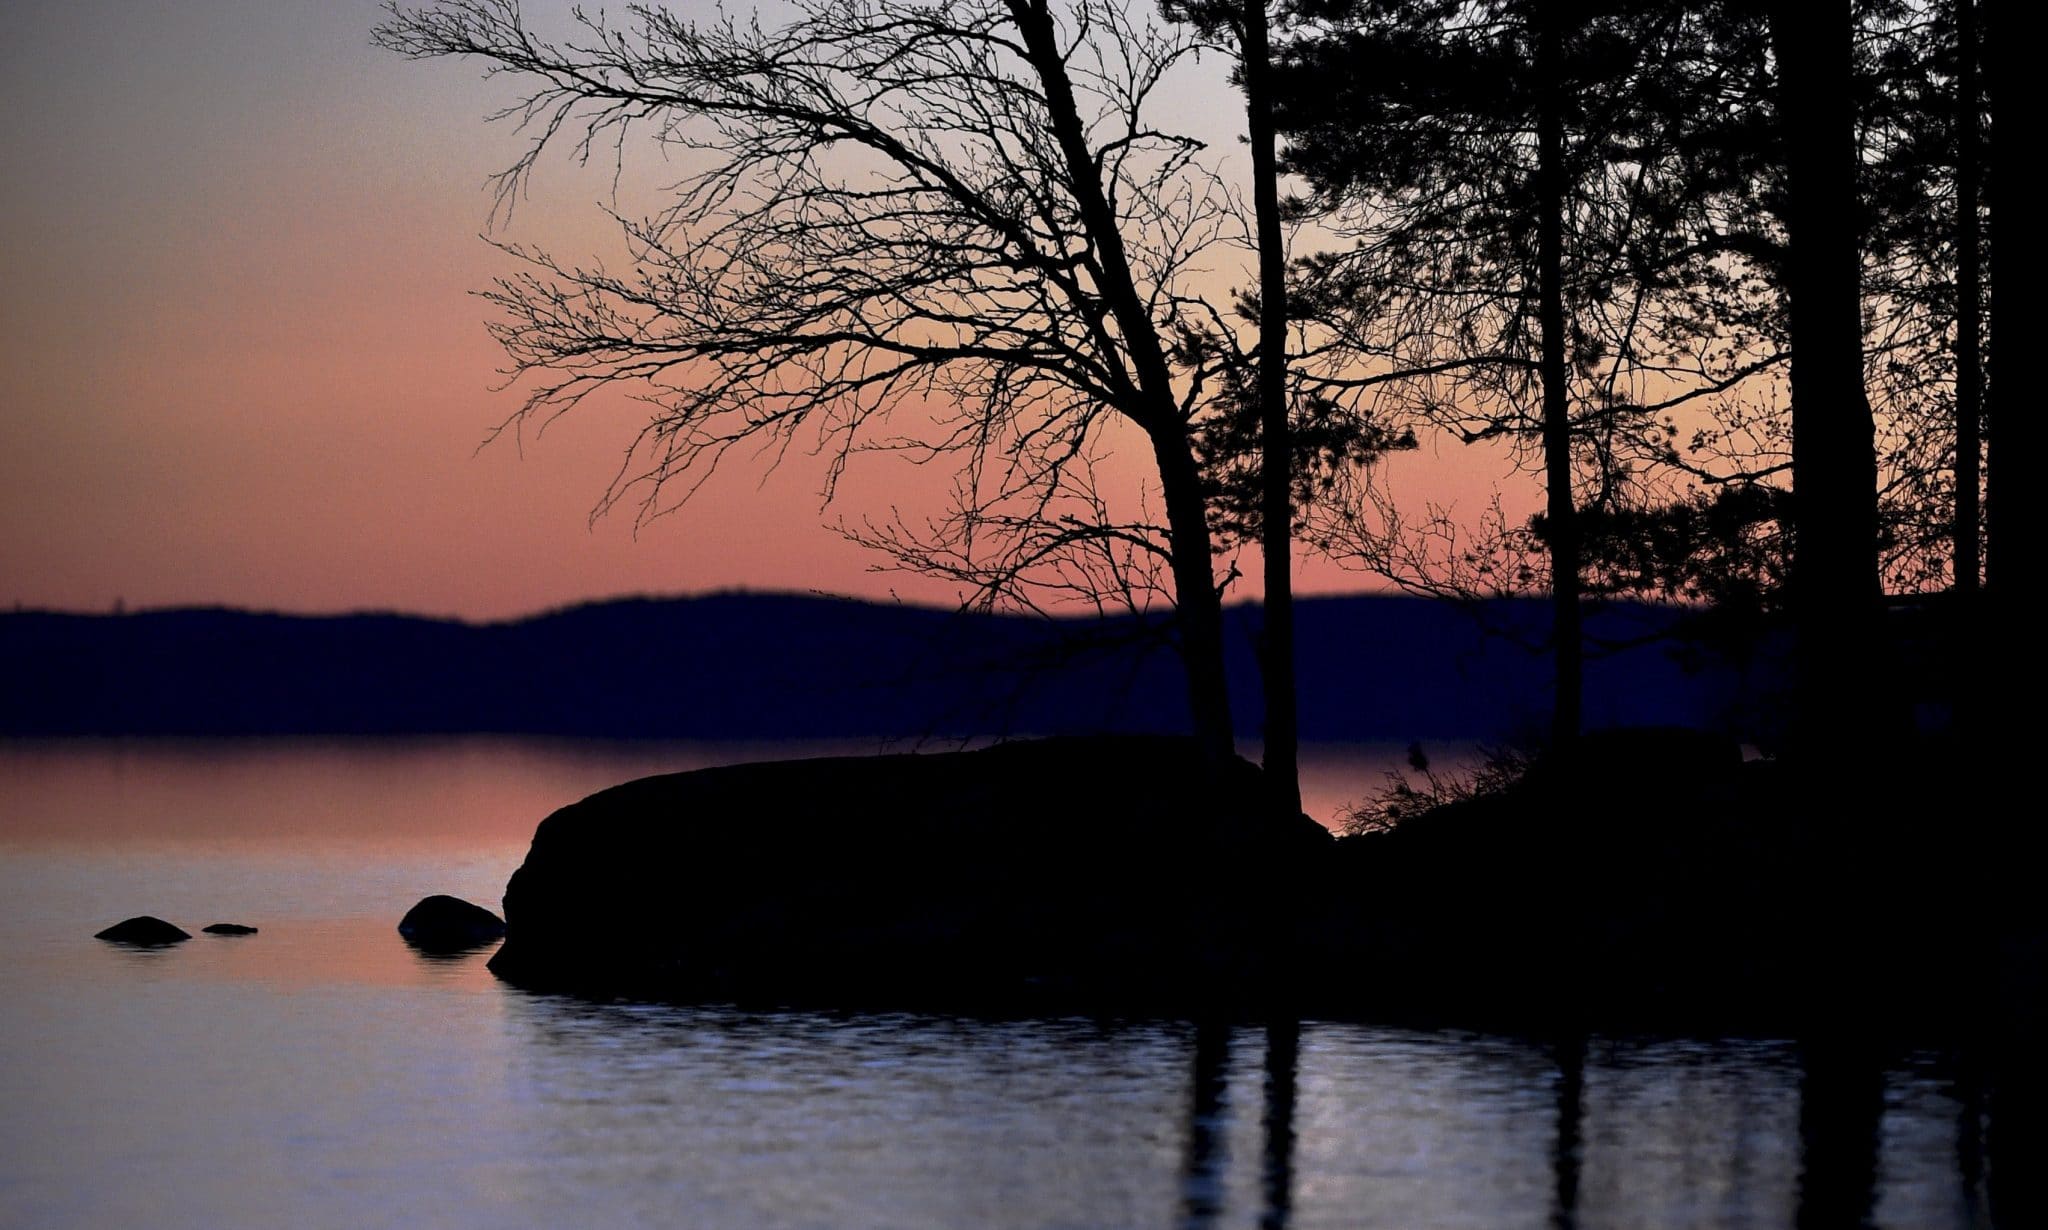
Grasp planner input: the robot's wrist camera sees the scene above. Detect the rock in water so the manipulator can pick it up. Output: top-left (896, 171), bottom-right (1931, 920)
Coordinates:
top-left (95, 916), bottom-right (191, 945)
top-left (397, 895), bottom-right (506, 952)
top-left (202, 922), bottom-right (258, 935)
top-left (486, 735), bottom-right (1329, 1007)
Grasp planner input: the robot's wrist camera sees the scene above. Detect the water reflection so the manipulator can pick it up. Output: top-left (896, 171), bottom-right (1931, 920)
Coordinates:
top-left (1172, 1021), bottom-right (1300, 1230)
top-left (1551, 1034), bottom-right (1585, 1230)
top-left (1261, 1020), bottom-right (1300, 1230)
top-left (1178, 1022), bottom-right (1233, 1230)
top-left (497, 998), bottom-right (1196, 1229)
top-left (1796, 1040), bottom-right (1884, 1230)
top-left (0, 739), bottom-right (2030, 1229)
top-left (0, 736), bottom-right (887, 847)
top-left (484, 999), bottom-right (2020, 1230)
top-left (1952, 1054), bottom-right (1986, 1223)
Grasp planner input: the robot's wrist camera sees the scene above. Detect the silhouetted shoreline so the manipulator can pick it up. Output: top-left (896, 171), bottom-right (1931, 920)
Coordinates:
top-left (1, 591), bottom-right (1756, 741)
top-left (485, 731), bottom-right (2040, 1043)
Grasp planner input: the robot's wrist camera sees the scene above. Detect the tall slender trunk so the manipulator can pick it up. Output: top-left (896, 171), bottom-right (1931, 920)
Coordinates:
top-left (1768, 3), bottom-right (1883, 760)
top-left (1980, 0), bottom-right (2035, 780)
top-left (1953, 0), bottom-right (1984, 739)
top-left (1982, 0), bottom-right (2003, 596)
top-left (1982, 0), bottom-right (2000, 596)
top-left (1537, 7), bottom-right (1582, 750)
top-left (1240, 0), bottom-right (1300, 817)
top-left (1008, 0), bottom-right (1236, 762)
top-left (1982, 0), bottom-right (2026, 612)
top-left (1156, 432), bottom-right (1238, 768)
top-left (1954, 0), bottom-right (1982, 597)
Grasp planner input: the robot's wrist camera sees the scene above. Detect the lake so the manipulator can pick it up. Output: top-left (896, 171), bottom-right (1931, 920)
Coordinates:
top-left (0, 738), bottom-right (2008, 1228)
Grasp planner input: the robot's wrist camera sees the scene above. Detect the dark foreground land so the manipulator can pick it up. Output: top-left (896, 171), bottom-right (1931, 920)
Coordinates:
top-left (487, 733), bottom-right (2040, 1042)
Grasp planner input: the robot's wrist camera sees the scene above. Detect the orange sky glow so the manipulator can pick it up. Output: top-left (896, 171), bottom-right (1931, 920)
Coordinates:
top-left (1, 0), bottom-right (1533, 620)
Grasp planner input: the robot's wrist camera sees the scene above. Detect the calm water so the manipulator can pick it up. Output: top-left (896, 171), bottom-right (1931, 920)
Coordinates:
top-left (0, 739), bottom-right (2003, 1229)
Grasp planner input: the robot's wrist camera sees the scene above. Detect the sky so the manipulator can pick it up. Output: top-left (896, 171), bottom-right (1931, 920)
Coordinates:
top-left (0, 0), bottom-right (1524, 620)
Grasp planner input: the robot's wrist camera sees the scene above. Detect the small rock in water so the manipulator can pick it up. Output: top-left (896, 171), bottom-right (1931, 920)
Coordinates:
top-left (397, 895), bottom-right (506, 952)
top-left (202, 923), bottom-right (258, 936)
top-left (94, 916), bottom-right (191, 945)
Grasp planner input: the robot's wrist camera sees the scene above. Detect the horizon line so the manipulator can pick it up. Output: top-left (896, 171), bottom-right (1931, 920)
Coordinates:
top-left (0, 586), bottom-right (1620, 627)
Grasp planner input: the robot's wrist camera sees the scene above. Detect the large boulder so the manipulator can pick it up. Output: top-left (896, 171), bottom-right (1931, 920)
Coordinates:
top-left (487, 736), bottom-right (1326, 1007)
top-left (95, 916), bottom-right (191, 945)
top-left (398, 895), bottom-right (507, 952)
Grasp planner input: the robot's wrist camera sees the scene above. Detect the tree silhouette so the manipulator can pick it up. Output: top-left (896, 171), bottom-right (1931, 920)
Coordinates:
top-left (1159, 0), bottom-right (1305, 813)
top-left (1239, 0), bottom-right (1305, 815)
top-left (1983, 0), bottom-right (2021, 601)
top-left (1532, 1), bottom-right (1581, 746)
top-left (1951, 0), bottom-right (1983, 597)
top-left (1278, 1), bottom-right (2017, 752)
top-left (1764, 2), bottom-right (1884, 755)
top-left (376, 0), bottom-right (1303, 763)
top-left (1270, 1), bottom-right (1737, 746)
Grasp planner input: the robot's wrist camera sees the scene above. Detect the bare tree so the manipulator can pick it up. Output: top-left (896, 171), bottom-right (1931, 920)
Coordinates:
top-left (376, 0), bottom-right (1280, 763)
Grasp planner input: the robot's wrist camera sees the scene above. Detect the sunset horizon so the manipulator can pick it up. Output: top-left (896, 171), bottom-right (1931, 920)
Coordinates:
top-left (1, 1), bottom-right (1535, 623)
top-left (4, 1), bottom-right (2026, 1227)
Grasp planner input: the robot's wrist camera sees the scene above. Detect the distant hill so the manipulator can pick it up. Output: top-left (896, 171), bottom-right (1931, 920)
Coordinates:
top-left (0, 591), bottom-right (1770, 740)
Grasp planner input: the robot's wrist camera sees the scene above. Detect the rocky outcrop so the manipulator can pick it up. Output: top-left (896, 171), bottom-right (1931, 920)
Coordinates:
top-left (94, 916), bottom-right (191, 945)
top-left (398, 895), bottom-right (507, 952)
top-left (202, 923), bottom-right (258, 935)
top-left (478, 726), bottom-right (2040, 1032)
top-left (487, 736), bottom-right (1328, 1007)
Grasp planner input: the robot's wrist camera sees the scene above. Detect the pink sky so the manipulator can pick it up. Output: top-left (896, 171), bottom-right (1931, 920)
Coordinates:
top-left (0, 0), bottom-right (1528, 620)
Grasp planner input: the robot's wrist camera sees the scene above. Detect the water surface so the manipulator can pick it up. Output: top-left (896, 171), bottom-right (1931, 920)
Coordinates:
top-left (0, 738), bottom-right (2006, 1228)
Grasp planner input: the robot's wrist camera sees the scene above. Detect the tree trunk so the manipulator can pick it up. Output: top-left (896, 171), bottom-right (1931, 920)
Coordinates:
top-left (1955, 0), bottom-right (1982, 598)
top-left (1240, 0), bottom-right (1301, 817)
top-left (1537, 6), bottom-right (1583, 750)
top-left (1155, 433), bottom-right (1238, 766)
top-left (1983, 0), bottom-right (2004, 596)
top-left (1982, 0), bottom-right (2031, 617)
top-left (1980, 0), bottom-right (2037, 780)
top-left (1008, 0), bottom-right (1237, 762)
top-left (1953, 0), bottom-right (1983, 738)
top-left (1768, 3), bottom-right (1883, 762)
